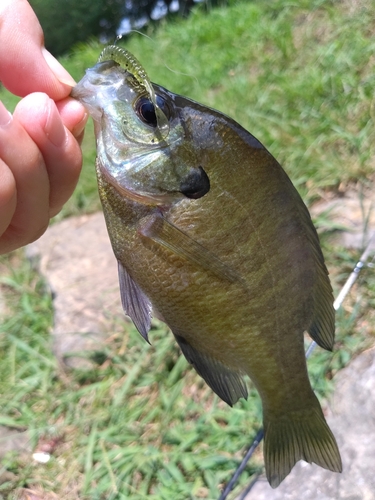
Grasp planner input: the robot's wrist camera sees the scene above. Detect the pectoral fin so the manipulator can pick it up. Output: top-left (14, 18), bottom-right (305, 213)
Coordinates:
top-left (118, 261), bottom-right (152, 343)
top-left (137, 212), bottom-right (241, 283)
top-left (173, 331), bottom-right (248, 406)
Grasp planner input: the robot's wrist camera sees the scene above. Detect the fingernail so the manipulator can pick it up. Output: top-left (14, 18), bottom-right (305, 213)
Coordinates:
top-left (45, 100), bottom-right (66, 147)
top-left (0, 101), bottom-right (12, 127)
top-left (42, 48), bottom-right (77, 87)
top-left (72, 112), bottom-right (88, 138)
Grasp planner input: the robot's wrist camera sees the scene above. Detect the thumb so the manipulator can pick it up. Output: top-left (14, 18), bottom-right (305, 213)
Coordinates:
top-left (0, 0), bottom-right (76, 100)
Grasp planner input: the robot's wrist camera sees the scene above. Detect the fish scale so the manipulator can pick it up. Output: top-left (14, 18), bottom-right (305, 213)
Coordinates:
top-left (71, 45), bottom-right (342, 488)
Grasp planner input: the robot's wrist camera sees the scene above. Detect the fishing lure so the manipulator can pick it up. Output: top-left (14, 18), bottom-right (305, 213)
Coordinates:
top-left (98, 45), bottom-right (169, 135)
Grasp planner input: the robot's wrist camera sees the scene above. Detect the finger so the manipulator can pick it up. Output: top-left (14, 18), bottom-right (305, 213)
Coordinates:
top-left (0, 101), bottom-right (50, 254)
top-left (55, 97), bottom-right (88, 143)
top-left (0, 158), bottom-right (17, 238)
top-left (0, 0), bottom-right (75, 99)
top-left (14, 93), bottom-right (83, 215)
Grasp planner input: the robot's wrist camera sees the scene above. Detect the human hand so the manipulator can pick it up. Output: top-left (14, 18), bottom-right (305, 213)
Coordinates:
top-left (0, 0), bottom-right (88, 254)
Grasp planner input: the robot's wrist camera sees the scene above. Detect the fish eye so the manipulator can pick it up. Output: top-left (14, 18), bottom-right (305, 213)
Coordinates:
top-left (135, 95), bottom-right (169, 128)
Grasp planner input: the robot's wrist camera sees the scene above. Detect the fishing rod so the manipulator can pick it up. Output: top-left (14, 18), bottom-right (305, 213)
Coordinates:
top-left (218, 231), bottom-right (375, 500)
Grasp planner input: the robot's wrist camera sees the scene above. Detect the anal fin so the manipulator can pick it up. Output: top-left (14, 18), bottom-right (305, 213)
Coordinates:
top-left (117, 261), bottom-right (152, 342)
top-left (173, 331), bottom-right (248, 406)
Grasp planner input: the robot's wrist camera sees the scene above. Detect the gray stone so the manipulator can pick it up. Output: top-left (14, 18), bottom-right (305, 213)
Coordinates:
top-left (244, 348), bottom-right (375, 500)
top-left (26, 212), bottom-right (127, 368)
top-left (0, 426), bottom-right (31, 459)
top-left (310, 187), bottom-right (375, 250)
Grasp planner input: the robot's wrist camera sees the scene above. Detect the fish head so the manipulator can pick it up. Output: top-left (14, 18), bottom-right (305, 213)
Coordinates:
top-left (71, 58), bottom-right (210, 206)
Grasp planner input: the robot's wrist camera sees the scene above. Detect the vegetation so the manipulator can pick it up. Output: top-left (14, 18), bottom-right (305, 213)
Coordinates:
top-left (29, 0), bottom-right (229, 57)
top-left (0, 0), bottom-right (374, 498)
top-left (30, 0), bottom-right (124, 56)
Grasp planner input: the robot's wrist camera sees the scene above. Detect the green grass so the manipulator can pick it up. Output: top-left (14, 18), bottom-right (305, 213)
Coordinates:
top-left (0, 254), bottom-right (264, 499)
top-left (0, 0), bottom-right (375, 498)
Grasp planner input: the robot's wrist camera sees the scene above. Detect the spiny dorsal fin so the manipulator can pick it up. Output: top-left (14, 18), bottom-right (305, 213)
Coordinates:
top-left (117, 261), bottom-right (152, 342)
top-left (173, 331), bottom-right (248, 406)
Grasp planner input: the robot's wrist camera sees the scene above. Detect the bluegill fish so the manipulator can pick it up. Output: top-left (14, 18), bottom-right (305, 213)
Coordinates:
top-left (71, 46), bottom-right (342, 487)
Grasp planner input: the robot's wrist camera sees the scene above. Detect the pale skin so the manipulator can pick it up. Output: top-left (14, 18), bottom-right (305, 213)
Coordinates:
top-left (0, 0), bottom-right (87, 254)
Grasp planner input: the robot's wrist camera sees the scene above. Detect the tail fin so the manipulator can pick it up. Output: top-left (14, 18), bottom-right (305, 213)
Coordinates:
top-left (264, 405), bottom-right (342, 488)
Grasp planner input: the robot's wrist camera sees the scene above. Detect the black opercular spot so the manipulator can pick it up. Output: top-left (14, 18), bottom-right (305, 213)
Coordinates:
top-left (180, 166), bottom-right (210, 199)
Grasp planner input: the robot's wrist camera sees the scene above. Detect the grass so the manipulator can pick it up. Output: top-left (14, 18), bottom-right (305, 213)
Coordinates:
top-left (0, 253), bottom-right (264, 499)
top-left (0, 0), bottom-right (374, 498)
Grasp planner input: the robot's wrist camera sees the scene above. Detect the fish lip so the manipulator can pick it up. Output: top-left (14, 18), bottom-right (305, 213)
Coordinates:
top-left (70, 82), bottom-right (104, 122)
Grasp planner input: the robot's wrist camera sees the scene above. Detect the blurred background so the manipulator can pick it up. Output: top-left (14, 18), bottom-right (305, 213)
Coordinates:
top-left (30, 0), bottom-right (228, 56)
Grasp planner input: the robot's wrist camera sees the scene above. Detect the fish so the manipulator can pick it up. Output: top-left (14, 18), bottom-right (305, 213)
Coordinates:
top-left (71, 45), bottom-right (342, 488)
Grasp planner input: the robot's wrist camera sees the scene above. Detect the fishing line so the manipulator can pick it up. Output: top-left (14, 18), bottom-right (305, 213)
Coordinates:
top-left (218, 231), bottom-right (375, 500)
top-left (115, 31), bottom-right (155, 43)
top-left (116, 31), bottom-right (200, 85)
top-left (162, 63), bottom-right (200, 85)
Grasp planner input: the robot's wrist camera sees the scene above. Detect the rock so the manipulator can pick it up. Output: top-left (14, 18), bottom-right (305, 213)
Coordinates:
top-left (0, 424), bottom-right (31, 485)
top-left (310, 187), bottom-right (375, 250)
top-left (244, 348), bottom-right (375, 500)
top-left (26, 213), bottom-right (127, 368)
top-left (0, 426), bottom-right (31, 460)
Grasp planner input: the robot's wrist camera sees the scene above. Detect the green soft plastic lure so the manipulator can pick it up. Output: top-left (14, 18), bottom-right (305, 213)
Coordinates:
top-left (98, 45), bottom-right (169, 135)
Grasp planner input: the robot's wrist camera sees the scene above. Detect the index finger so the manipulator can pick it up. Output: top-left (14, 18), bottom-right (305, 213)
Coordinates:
top-left (0, 0), bottom-right (76, 100)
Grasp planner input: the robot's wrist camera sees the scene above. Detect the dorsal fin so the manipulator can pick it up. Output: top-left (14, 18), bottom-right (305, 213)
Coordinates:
top-left (307, 264), bottom-right (335, 350)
